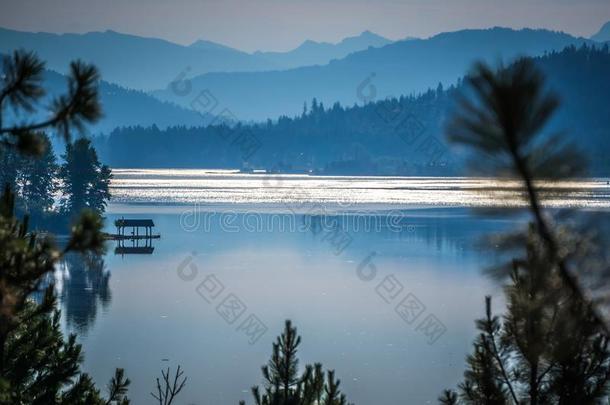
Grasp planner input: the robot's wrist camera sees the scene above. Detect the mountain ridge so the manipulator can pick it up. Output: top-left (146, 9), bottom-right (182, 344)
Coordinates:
top-left (0, 26), bottom-right (395, 90)
top-left (2, 64), bottom-right (210, 135)
top-left (98, 46), bottom-right (610, 175)
top-left (0, 26), bottom-right (277, 90)
top-left (591, 21), bottom-right (610, 42)
top-left (153, 26), bottom-right (593, 121)
top-left (253, 30), bottom-right (393, 68)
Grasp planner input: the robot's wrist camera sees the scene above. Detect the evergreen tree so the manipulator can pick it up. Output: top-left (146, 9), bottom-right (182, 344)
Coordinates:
top-left (241, 320), bottom-right (351, 405)
top-left (441, 229), bottom-right (610, 404)
top-left (0, 50), bottom-right (128, 402)
top-left (458, 305), bottom-right (509, 404)
top-left (60, 138), bottom-right (112, 215)
top-left (311, 98), bottom-right (319, 115)
top-left (438, 390), bottom-right (458, 405)
top-left (18, 133), bottom-right (58, 216)
top-left (447, 57), bottom-right (606, 329)
top-left (263, 319), bottom-right (301, 402)
top-left (0, 132), bottom-right (59, 222)
top-left (4, 301), bottom-right (130, 405)
top-left (441, 58), bottom-right (610, 404)
top-left (0, 146), bottom-right (20, 193)
top-left (456, 296), bottom-right (512, 405)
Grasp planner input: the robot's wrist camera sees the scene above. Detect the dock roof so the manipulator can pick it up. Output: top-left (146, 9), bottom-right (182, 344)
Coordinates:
top-left (114, 219), bottom-right (155, 227)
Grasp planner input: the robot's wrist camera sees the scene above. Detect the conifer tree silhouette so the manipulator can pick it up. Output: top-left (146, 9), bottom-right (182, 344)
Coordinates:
top-left (241, 320), bottom-right (352, 405)
top-left (442, 59), bottom-right (610, 403)
top-left (60, 138), bottom-right (112, 215)
top-left (0, 49), bottom-right (128, 403)
top-left (440, 229), bottom-right (610, 403)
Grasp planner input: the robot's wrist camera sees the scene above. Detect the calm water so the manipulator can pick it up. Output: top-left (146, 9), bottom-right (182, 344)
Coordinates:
top-left (57, 170), bottom-right (610, 404)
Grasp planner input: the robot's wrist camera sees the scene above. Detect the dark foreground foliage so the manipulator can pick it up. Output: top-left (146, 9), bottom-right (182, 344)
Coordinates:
top-left (0, 49), bottom-right (125, 403)
top-left (440, 55), bottom-right (610, 403)
top-left (240, 320), bottom-right (352, 405)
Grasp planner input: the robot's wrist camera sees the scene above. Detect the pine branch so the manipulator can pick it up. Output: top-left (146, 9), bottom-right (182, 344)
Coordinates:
top-left (105, 368), bottom-right (130, 405)
top-left (482, 296), bottom-right (520, 404)
top-left (0, 52), bottom-right (102, 156)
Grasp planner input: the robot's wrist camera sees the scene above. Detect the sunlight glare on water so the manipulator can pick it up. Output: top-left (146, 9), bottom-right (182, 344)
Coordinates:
top-left (109, 169), bottom-right (610, 210)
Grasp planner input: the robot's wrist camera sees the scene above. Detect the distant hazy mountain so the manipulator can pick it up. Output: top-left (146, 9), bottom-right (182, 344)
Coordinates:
top-left (4, 67), bottom-right (209, 135)
top-left (100, 46), bottom-right (610, 175)
top-left (254, 30), bottom-right (393, 68)
top-left (0, 27), bottom-right (393, 91)
top-left (153, 27), bottom-right (592, 121)
top-left (188, 39), bottom-right (244, 53)
top-left (591, 21), bottom-right (610, 42)
top-left (0, 27), bottom-right (278, 90)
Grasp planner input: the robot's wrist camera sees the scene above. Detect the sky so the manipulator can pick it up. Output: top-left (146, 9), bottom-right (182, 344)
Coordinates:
top-left (1, 0), bottom-right (609, 52)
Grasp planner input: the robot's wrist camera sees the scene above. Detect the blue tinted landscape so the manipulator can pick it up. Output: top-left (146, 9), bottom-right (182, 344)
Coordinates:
top-left (1, 2), bottom-right (610, 404)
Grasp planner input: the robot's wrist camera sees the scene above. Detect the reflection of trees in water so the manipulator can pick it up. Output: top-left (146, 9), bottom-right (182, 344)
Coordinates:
top-left (56, 253), bottom-right (111, 334)
top-left (303, 210), bottom-right (510, 256)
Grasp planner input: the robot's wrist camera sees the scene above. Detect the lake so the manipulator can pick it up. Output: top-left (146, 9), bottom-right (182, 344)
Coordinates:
top-left (56, 170), bottom-right (610, 404)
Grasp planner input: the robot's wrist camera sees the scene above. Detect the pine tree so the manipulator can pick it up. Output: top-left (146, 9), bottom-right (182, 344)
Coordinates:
top-left (311, 98), bottom-right (319, 115)
top-left (0, 146), bottom-right (20, 194)
top-left (60, 138), bottom-right (112, 215)
top-left (0, 50), bottom-right (128, 402)
top-left (242, 320), bottom-right (352, 405)
top-left (438, 390), bottom-right (458, 405)
top-left (456, 298), bottom-right (510, 405)
top-left (441, 229), bottom-right (610, 404)
top-left (4, 302), bottom-right (130, 404)
top-left (265, 320), bottom-right (301, 401)
top-left (322, 370), bottom-right (348, 405)
top-left (442, 58), bottom-right (610, 404)
top-left (18, 133), bottom-right (58, 217)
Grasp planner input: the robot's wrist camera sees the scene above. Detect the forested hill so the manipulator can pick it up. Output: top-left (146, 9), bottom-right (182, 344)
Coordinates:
top-left (96, 45), bottom-right (610, 176)
top-left (3, 68), bottom-right (209, 135)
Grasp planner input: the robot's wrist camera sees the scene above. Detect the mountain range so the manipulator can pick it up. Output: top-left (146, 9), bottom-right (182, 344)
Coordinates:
top-left (0, 27), bottom-right (392, 90)
top-left (3, 21), bottom-right (609, 136)
top-left (253, 30), bottom-right (393, 69)
top-left (153, 27), bottom-right (595, 121)
top-left (96, 46), bottom-right (610, 175)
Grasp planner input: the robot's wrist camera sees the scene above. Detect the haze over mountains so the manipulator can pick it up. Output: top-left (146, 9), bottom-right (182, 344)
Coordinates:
top-left (592, 21), bottom-right (610, 42)
top-left (97, 46), bottom-right (610, 175)
top-left (0, 27), bottom-right (393, 90)
top-left (2, 21), bottom-right (609, 164)
top-left (154, 27), bottom-right (596, 121)
top-left (4, 68), bottom-right (208, 134)
top-left (253, 30), bottom-right (392, 69)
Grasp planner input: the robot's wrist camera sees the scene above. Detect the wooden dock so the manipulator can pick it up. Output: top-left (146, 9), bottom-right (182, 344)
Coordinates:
top-left (106, 218), bottom-right (160, 255)
top-left (113, 218), bottom-right (157, 238)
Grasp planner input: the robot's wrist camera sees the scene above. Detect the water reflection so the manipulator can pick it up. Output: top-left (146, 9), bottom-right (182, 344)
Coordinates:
top-left (56, 253), bottom-right (112, 334)
top-left (58, 209), bottom-right (511, 336)
top-left (114, 237), bottom-right (156, 256)
top-left (59, 207), bottom-right (514, 404)
top-left (64, 170), bottom-right (608, 403)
